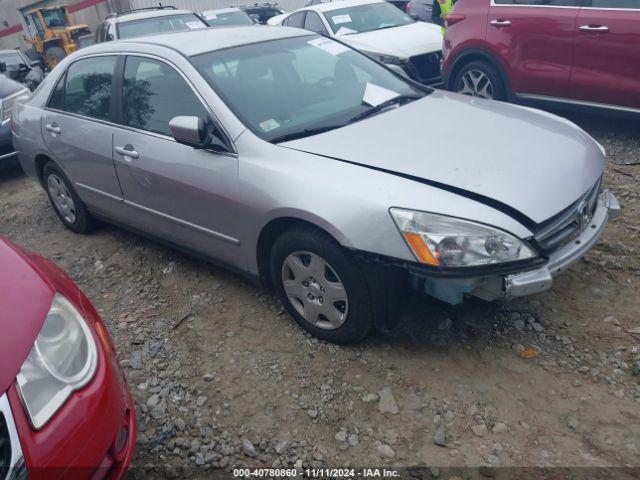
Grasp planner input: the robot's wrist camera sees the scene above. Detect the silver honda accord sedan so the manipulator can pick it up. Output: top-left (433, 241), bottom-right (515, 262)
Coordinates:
top-left (12, 27), bottom-right (619, 343)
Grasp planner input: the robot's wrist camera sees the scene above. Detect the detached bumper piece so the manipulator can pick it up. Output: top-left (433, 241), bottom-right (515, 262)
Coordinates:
top-left (505, 190), bottom-right (619, 297)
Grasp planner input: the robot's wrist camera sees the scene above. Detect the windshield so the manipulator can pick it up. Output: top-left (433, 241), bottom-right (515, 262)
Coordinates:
top-left (0, 52), bottom-right (23, 68)
top-left (118, 14), bottom-right (207, 39)
top-left (191, 35), bottom-right (427, 142)
top-left (324, 2), bottom-right (414, 35)
top-left (42, 8), bottom-right (68, 28)
top-left (204, 10), bottom-right (254, 26)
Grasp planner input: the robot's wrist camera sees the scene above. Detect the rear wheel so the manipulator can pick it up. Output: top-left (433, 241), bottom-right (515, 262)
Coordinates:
top-left (45, 46), bottom-right (66, 68)
top-left (43, 162), bottom-right (94, 233)
top-left (24, 47), bottom-right (43, 64)
top-left (270, 226), bottom-right (373, 344)
top-left (452, 60), bottom-right (506, 101)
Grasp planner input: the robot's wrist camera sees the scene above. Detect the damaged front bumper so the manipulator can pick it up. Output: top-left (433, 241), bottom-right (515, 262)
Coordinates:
top-left (503, 190), bottom-right (619, 298)
top-left (415, 190), bottom-right (620, 304)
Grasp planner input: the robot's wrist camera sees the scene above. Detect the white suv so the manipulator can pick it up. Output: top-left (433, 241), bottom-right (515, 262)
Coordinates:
top-left (94, 6), bottom-right (208, 43)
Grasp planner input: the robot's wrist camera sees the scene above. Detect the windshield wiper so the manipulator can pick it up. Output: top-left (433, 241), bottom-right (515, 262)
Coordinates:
top-left (348, 95), bottom-right (422, 124)
top-left (270, 125), bottom-right (344, 143)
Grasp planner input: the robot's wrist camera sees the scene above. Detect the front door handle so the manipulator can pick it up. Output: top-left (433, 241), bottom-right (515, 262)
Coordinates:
top-left (490, 19), bottom-right (511, 27)
top-left (579, 24), bottom-right (609, 32)
top-left (45, 123), bottom-right (61, 134)
top-left (115, 145), bottom-right (139, 159)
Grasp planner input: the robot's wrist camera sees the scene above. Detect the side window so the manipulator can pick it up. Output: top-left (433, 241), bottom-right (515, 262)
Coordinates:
top-left (284, 11), bottom-right (306, 28)
top-left (48, 72), bottom-right (66, 110)
top-left (63, 56), bottom-right (117, 120)
top-left (591, 0), bottom-right (639, 7)
top-left (304, 12), bottom-right (329, 34)
top-left (122, 56), bottom-right (209, 137)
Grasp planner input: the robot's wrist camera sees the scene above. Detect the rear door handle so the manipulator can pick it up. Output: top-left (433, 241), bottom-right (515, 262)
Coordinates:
top-left (490, 19), bottom-right (511, 27)
top-left (115, 145), bottom-right (139, 159)
top-left (579, 24), bottom-right (609, 32)
top-left (45, 123), bottom-right (61, 134)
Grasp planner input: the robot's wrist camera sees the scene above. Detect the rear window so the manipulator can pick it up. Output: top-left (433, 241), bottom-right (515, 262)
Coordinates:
top-left (117, 13), bottom-right (207, 39)
top-left (203, 10), bottom-right (255, 26)
top-left (590, 0), bottom-right (639, 7)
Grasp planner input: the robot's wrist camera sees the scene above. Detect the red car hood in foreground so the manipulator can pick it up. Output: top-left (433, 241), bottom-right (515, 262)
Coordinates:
top-left (0, 238), bottom-right (53, 394)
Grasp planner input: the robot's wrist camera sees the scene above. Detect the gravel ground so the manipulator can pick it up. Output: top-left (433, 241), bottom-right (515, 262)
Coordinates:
top-left (1, 111), bottom-right (639, 478)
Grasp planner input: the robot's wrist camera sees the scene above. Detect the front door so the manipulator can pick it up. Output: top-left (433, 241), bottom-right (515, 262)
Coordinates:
top-left (570, 0), bottom-right (640, 109)
top-left (486, 0), bottom-right (581, 98)
top-left (112, 55), bottom-right (241, 265)
top-left (40, 55), bottom-right (124, 213)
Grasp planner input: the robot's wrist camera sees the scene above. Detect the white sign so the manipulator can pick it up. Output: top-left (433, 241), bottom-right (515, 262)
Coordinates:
top-left (307, 37), bottom-right (350, 55)
top-left (186, 21), bottom-right (206, 29)
top-left (331, 14), bottom-right (352, 24)
top-left (362, 83), bottom-right (400, 107)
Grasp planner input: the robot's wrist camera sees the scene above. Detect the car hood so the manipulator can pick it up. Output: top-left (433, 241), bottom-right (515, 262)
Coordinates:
top-left (282, 90), bottom-right (606, 226)
top-left (0, 237), bottom-right (53, 394)
top-left (338, 21), bottom-right (442, 58)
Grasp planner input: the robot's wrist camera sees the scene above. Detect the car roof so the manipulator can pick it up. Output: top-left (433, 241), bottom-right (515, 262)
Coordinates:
top-left (202, 7), bottom-right (242, 14)
top-left (89, 25), bottom-right (311, 57)
top-left (312, 0), bottom-right (384, 12)
top-left (112, 8), bottom-right (198, 23)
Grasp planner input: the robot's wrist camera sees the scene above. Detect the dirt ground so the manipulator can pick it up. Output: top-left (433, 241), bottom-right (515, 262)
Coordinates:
top-left (1, 111), bottom-right (639, 478)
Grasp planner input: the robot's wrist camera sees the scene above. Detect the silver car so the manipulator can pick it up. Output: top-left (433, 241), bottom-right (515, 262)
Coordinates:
top-left (12, 27), bottom-right (619, 343)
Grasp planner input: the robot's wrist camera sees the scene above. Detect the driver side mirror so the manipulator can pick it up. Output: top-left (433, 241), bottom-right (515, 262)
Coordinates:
top-left (169, 116), bottom-right (234, 154)
top-left (0, 62), bottom-right (5, 73)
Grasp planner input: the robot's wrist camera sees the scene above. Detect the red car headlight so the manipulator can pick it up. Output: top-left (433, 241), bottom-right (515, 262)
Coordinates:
top-left (16, 293), bottom-right (98, 429)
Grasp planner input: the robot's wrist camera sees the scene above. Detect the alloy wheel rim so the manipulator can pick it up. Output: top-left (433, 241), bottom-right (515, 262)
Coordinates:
top-left (47, 174), bottom-right (77, 224)
top-left (281, 251), bottom-right (349, 330)
top-left (457, 69), bottom-right (494, 99)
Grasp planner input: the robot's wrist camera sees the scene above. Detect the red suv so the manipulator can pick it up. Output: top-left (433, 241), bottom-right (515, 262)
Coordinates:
top-left (441, 0), bottom-right (640, 115)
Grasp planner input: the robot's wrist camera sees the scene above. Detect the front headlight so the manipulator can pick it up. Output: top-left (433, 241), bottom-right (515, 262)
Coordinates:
top-left (390, 208), bottom-right (537, 267)
top-left (362, 51), bottom-right (406, 67)
top-left (16, 293), bottom-right (98, 429)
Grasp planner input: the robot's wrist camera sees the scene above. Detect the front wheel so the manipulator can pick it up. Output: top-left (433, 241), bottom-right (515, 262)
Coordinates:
top-left (452, 60), bottom-right (506, 101)
top-left (270, 226), bottom-right (373, 344)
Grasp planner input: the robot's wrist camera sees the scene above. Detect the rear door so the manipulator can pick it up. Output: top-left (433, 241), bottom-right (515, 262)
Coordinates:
top-left (40, 55), bottom-right (124, 213)
top-left (486, 0), bottom-right (581, 97)
top-left (570, 0), bottom-right (640, 109)
top-left (112, 55), bottom-right (240, 264)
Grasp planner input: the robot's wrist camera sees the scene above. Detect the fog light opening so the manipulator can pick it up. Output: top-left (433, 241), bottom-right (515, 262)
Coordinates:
top-left (115, 425), bottom-right (128, 453)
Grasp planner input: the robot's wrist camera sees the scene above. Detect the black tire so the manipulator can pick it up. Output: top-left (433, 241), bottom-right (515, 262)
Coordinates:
top-left (43, 161), bottom-right (94, 233)
top-left (24, 47), bottom-right (43, 64)
top-left (44, 46), bottom-right (66, 68)
top-left (452, 60), bottom-right (506, 101)
top-left (270, 226), bottom-right (373, 344)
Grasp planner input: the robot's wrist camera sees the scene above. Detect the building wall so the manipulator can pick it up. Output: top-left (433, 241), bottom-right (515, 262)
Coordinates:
top-left (0, 0), bottom-right (127, 50)
top-left (1, 0), bottom-right (306, 51)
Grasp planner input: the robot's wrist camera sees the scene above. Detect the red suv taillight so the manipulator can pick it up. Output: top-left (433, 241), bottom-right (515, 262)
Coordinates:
top-left (445, 14), bottom-right (466, 26)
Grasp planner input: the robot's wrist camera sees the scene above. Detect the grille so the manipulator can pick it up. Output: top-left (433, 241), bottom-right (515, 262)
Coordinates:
top-left (0, 412), bottom-right (10, 480)
top-left (407, 51), bottom-right (442, 83)
top-left (535, 178), bottom-right (601, 253)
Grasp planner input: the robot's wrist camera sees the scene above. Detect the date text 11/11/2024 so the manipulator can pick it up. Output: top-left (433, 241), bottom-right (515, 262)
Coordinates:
top-left (232, 468), bottom-right (401, 477)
